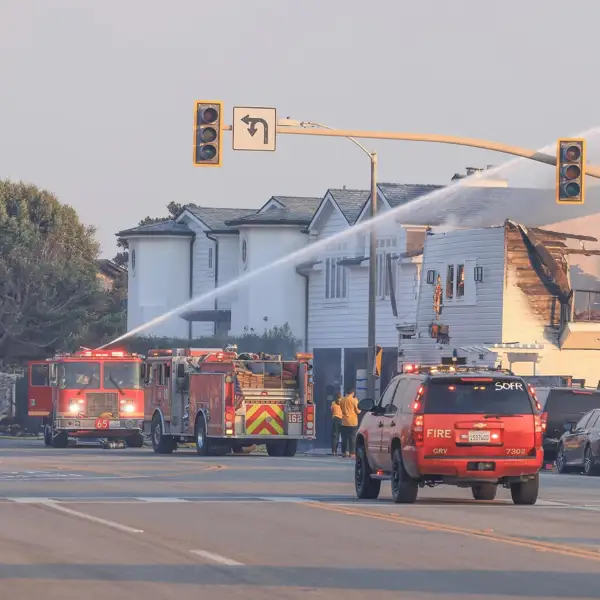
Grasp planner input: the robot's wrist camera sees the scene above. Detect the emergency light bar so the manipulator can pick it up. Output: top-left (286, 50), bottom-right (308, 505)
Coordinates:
top-left (401, 364), bottom-right (514, 376)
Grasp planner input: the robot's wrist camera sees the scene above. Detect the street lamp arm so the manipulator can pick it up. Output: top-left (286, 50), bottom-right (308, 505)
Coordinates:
top-left (300, 121), bottom-right (373, 158)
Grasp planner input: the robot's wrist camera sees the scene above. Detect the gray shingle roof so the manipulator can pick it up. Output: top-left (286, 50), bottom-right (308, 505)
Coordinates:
top-left (186, 206), bottom-right (257, 231)
top-left (378, 183), bottom-right (446, 209)
top-left (227, 196), bottom-right (322, 226)
top-left (328, 189), bottom-right (370, 224)
top-left (268, 196), bottom-right (322, 216)
top-left (116, 220), bottom-right (193, 237)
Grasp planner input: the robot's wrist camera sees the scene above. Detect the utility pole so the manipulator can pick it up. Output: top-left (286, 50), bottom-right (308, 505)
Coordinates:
top-left (367, 152), bottom-right (378, 401)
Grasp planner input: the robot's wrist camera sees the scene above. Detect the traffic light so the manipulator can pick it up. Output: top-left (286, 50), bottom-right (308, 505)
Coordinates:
top-left (193, 101), bottom-right (223, 167)
top-left (373, 345), bottom-right (383, 378)
top-left (556, 139), bottom-right (585, 204)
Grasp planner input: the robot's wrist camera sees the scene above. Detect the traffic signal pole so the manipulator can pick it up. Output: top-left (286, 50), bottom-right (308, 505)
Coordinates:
top-left (367, 152), bottom-right (378, 401)
top-left (221, 124), bottom-right (600, 179)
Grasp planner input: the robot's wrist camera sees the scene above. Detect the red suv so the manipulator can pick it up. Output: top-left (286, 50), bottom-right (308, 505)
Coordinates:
top-left (355, 365), bottom-right (544, 504)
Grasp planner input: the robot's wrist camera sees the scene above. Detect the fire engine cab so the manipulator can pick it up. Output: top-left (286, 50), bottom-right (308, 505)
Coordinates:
top-left (143, 348), bottom-right (315, 457)
top-left (28, 349), bottom-right (144, 448)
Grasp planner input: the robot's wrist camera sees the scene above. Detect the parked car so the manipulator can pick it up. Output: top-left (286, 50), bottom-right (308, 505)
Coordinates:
top-left (556, 408), bottom-right (600, 476)
top-left (536, 387), bottom-right (600, 463)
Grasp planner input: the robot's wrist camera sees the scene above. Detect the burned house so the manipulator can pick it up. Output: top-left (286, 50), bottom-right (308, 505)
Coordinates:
top-left (399, 220), bottom-right (600, 387)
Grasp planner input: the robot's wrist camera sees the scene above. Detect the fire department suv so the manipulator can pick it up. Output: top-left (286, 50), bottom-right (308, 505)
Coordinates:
top-left (27, 349), bottom-right (145, 448)
top-left (143, 348), bottom-right (315, 457)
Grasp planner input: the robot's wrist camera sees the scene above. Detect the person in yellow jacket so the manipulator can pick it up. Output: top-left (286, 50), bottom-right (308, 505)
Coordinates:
top-left (340, 387), bottom-right (361, 458)
top-left (330, 392), bottom-right (343, 456)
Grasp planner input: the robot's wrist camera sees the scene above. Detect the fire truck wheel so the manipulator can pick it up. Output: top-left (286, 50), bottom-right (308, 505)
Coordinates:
top-left (126, 432), bottom-right (145, 448)
top-left (195, 416), bottom-right (209, 456)
top-left (266, 441), bottom-right (286, 457)
top-left (43, 424), bottom-right (52, 447)
top-left (283, 439), bottom-right (298, 457)
top-left (51, 431), bottom-right (68, 449)
top-left (151, 415), bottom-right (175, 454)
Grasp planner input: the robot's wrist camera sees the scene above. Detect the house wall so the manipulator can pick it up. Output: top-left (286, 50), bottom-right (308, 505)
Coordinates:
top-left (307, 201), bottom-right (408, 350)
top-left (399, 227), bottom-right (506, 364)
top-left (126, 235), bottom-right (191, 338)
top-left (230, 225), bottom-right (307, 339)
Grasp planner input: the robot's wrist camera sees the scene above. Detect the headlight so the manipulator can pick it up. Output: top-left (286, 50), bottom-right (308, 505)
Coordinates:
top-left (123, 404), bottom-right (135, 413)
top-left (68, 402), bottom-right (80, 414)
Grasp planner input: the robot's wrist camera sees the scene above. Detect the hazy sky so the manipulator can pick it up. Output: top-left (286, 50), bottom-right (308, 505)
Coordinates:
top-left (2, 0), bottom-right (600, 255)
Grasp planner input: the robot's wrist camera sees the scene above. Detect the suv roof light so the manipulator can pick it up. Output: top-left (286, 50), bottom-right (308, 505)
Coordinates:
top-left (402, 364), bottom-right (515, 376)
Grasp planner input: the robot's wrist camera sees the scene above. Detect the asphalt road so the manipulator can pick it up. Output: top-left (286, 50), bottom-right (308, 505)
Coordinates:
top-left (1, 438), bottom-right (600, 599)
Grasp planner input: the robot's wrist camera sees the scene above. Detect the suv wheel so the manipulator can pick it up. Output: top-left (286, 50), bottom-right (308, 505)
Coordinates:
top-left (355, 445), bottom-right (381, 500)
top-left (555, 444), bottom-right (573, 474)
top-left (391, 449), bottom-right (418, 504)
top-left (510, 473), bottom-right (539, 505)
top-left (471, 483), bottom-right (497, 501)
top-left (584, 446), bottom-right (599, 476)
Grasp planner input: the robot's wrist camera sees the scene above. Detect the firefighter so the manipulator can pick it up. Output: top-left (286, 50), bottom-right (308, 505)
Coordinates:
top-left (340, 387), bottom-right (361, 458)
top-left (330, 392), bottom-right (343, 456)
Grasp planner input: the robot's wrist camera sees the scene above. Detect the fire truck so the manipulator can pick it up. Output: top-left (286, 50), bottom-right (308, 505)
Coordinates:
top-left (27, 349), bottom-right (145, 448)
top-left (143, 348), bottom-right (315, 457)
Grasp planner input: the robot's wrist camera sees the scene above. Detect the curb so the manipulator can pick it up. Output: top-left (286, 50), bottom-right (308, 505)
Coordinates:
top-left (0, 435), bottom-right (43, 441)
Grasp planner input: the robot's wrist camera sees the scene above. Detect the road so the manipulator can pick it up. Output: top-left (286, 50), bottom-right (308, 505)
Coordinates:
top-left (0, 438), bottom-right (599, 599)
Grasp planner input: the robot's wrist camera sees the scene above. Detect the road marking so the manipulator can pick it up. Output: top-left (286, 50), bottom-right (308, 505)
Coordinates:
top-left (259, 496), bottom-right (314, 503)
top-left (190, 550), bottom-right (244, 566)
top-left (136, 497), bottom-right (189, 503)
top-left (39, 501), bottom-right (144, 534)
top-left (301, 501), bottom-right (600, 562)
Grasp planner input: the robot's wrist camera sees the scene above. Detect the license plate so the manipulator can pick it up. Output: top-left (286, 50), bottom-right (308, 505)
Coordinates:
top-left (468, 430), bottom-right (491, 443)
top-left (288, 413), bottom-right (302, 423)
top-left (95, 418), bottom-right (110, 430)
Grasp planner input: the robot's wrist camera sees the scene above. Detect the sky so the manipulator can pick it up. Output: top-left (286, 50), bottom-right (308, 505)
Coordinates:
top-left (1, 0), bottom-right (600, 256)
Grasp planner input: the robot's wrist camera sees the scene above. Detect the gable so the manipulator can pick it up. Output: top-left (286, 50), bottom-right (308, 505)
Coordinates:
top-left (355, 188), bottom-right (392, 223)
top-left (257, 197), bottom-right (285, 214)
top-left (307, 193), bottom-right (349, 235)
top-left (177, 208), bottom-right (209, 231)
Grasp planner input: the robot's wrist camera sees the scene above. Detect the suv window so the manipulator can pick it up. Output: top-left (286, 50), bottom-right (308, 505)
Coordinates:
top-left (575, 411), bottom-right (594, 430)
top-left (423, 378), bottom-right (534, 415)
top-left (586, 411), bottom-right (600, 429)
top-left (544, 389), bottom-right (600, 417)
top-left (378, 378), bottom-right (400, 410)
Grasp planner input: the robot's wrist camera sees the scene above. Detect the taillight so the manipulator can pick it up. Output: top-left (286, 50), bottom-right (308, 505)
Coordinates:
top-left (534, 415), bottom-right (544, 447)
top-left (540, 412), bottom-right (547, 433)
top-left (304, 405), bottom-right (314, 436)
top-left (412, 415), bottom-right (424, 445)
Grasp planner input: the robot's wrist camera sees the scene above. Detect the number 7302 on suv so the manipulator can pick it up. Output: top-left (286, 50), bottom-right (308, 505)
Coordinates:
top-left (354, 365), bottom-right (544, 505)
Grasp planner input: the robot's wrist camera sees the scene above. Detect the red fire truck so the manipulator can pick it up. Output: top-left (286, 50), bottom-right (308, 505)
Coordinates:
top-left (27, 349), bottom-right (145, 448)
top-left (143, 348), bottom-right (315, 457)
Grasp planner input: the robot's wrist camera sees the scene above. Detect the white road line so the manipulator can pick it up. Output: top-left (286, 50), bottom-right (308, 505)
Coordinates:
top-left (136, 497), bottom-right (189, 503)
top-left (39, 501), bottom-right (144, 534)
top-left (190, 550), bottom-right (244, 566)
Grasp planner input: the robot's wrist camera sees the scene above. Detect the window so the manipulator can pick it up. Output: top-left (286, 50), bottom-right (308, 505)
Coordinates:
top-left (58, 362), bottom-right (101, 390)
top-left (31, 364), bottom-right (49, 386)
top-left (587, 411), bottom-right (600, 429)
top-left (445, 265), bottom-right (454, 299)
top-left (423, 379), bottom-right (535, 415)
top-left (443, 259), bottom-right (476, 305)
top-left (325, 257), bottom-right (348, 299)
top-left (377, 378), bottom-right (400, 407)
top-left (104, 362), bottom-right (141, 390)
top-left (208, 247), bottom-right (213, 269)
top-left (456, 264), bottom-right (465, 298)
top-left (575, 412), bottom-right (593, 431)
top-left (376, 238), bottom-right (397, 298)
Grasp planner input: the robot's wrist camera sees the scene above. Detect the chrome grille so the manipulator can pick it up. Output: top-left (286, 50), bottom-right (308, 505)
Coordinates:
top-left (85, 392), bottom-right (119, 417)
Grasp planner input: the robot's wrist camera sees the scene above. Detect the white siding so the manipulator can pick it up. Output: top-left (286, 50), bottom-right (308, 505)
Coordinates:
top-left (126, 236), bottom-right (190, 338)
top-left (308, 201), bottom-right (409, 350)
top-left (400, 227), bottom-right (506, 364)
top-left (213, 234), bottom-right (239, 310)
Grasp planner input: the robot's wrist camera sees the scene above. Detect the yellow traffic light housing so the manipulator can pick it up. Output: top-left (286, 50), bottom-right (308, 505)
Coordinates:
top-left (193, 101), bottom-right (223, 167)
top-left (556, 139), bottom-right (585, 204)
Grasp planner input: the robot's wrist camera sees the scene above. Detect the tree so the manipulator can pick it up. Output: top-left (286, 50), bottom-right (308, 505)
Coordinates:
top-left (0, 180), bottom-right (102, 361)
top-left (114, 201), bottom-right (184, 268)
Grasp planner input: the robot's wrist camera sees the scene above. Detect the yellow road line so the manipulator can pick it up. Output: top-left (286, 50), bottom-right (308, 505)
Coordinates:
top-left (302, 502), bottom-right (600, 562)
